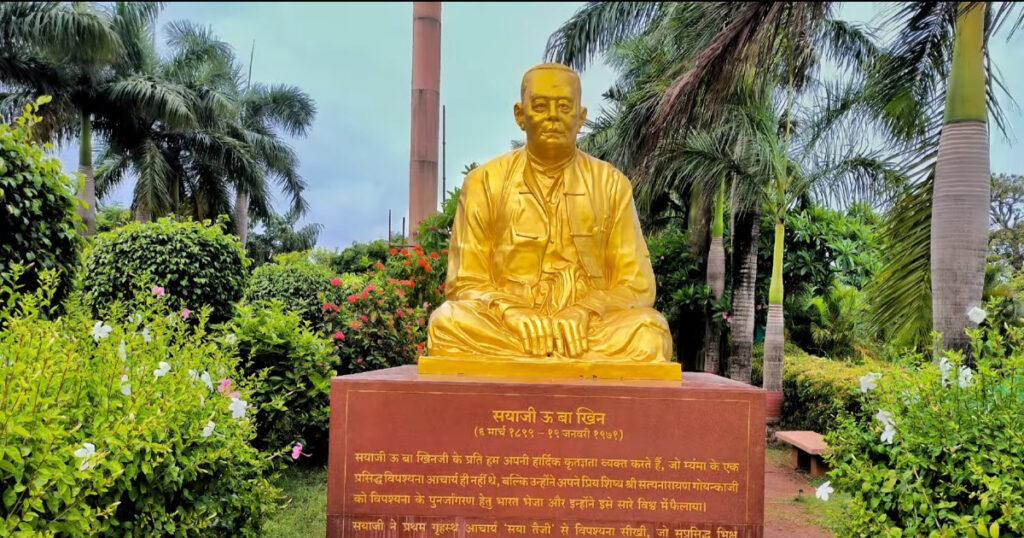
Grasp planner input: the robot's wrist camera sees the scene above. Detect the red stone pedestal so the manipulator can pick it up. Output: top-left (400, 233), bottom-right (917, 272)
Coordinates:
top-left (327, 366), bottom-right (766, 537)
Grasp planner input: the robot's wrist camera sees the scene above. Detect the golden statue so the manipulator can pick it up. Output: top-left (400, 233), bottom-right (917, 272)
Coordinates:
top-left (420, 63), bottom-right (679, 381)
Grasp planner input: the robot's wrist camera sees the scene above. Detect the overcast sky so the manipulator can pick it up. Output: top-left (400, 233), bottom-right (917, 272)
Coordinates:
top-left (56, 2), bottom-right (1024, 250)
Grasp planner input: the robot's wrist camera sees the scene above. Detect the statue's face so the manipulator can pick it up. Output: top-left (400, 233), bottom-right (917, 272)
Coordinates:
top-left (515, 69), bottom-right (587, 154)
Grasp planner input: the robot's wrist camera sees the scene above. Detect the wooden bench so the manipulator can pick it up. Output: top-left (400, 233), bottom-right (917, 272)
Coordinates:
top-left (775, 431), bottom-right (829, 477)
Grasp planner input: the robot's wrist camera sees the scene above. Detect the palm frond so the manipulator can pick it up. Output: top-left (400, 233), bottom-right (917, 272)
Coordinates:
top-left (544, 2), bottom-right (665, 70)
top-left (101, 75), bottom-right (195, 129)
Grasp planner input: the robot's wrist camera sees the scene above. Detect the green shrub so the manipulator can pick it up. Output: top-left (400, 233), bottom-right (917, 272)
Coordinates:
top-left (753, 346), bottom-right (895, 433)
top-left (322, 272), bottom-right (428, 374)
top-left (0, 97), bottom-right (82, 308)
top-left (788, 281), bottom-right (877, 359)
top-left (243, 261), bottom-right (334, 326)
top-left (323, 240), bottom-right (391, 275)
top-left (225, 302), bottom-right (336, 462)
top-left (825, 324), bottom-right (1024, 536)
top-left (0, 279), bottom-right (276, 536)
top-left (81, 217), bottom-right (249, 323)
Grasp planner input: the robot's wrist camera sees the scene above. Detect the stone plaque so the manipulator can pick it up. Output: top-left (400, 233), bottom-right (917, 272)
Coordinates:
top-left (327, 366), bottom-right (765, 537)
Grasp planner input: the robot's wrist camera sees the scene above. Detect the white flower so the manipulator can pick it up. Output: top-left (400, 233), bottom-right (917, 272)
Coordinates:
top-left (224, 333), bottom-right (237, 345)
top-left (875, 410), bottom-right (894, 429)
top-left (967, 306), bottom-right (987, 325)
top-left (119, 375), bottom-right (131, 396)
top-left (815, 481), bottom-right (834, 501)
top-left (939, 357), bottom-right (953, 387)
top-left (958, 366), bottom-right (974, 388)
top-left (91, 321), bottom-right (113, 342)
top-left (189, 369), bottom-right (198, 380)
top-left (880, 424), bottom-right (896, 444)
top-left (154, 361), bottom-right (171, 378)
top-left (859, 372), bottom-right (882, 394)
top-left (117, 340), bottom-right (127, 361)
top-left (229, 398), bottom-right (248, 419)
top-left (141, 327), bottom-right (152, 343)
top-left (74, 442), bottom-right (96, 470)
top-left (200, 371), bottom-right (213, 390)
top-left (202, 421), bottom-right (216, 438)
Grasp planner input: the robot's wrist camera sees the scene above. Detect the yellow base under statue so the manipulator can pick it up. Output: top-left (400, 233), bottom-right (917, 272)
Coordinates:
top-left (418, 356), bottom-right (682, 381)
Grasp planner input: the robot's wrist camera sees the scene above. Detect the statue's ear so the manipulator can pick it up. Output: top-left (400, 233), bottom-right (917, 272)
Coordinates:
top-left (579, 106), bottom-right (588, 128)
top-left (513, 102), bottom-right (526, 131)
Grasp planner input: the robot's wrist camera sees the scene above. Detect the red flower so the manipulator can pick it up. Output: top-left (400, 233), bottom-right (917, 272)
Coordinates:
top-left (401, 249), bottom-right (411, 257)
top-left (333, 331), bottom-right (346, 341)
top-left (390, 248), bottom-right (398, 256)
top-left (416, 343), bottom-right (426, 355)
top-left (366, 284), bottom-right (377, 292)
top-left (395, 309), bottom-right (406, 318)
top-left (430, 252), bottom-right (440, 260)
top-left (356, 357), bottom-right (364, 365)
top-left (397, 290), bottom-right (406, 299)
top-left (361, 290), bottom-right (370, 300)
top-left (330, 278), bottom-right (342, 287)
top-left (360, 314), bottom-right (369, 323)
top-left (374, 262), bottom-right (386, 271)
top-left (350, 320), bottom-right (364, 330)
top-left (442, 249), bottom-right (449, 255)
top-left (322, 303), bottom-right (339, 312)
top-left (347, 294), bottom-right (359, 304)
top-left (404, 261), bottom-right (412, 267)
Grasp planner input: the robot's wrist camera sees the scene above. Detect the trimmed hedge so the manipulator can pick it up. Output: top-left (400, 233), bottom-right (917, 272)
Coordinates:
top-left (80, 217), bottom-right (249, 323)
top-left (754, 346), bottom-right (894, 433)
top-left (243, 261), bottom-right (334, 326)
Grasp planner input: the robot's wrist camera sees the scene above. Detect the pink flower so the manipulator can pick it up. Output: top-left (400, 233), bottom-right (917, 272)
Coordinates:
top-left (360, 314), bottom-right (369, 323)
top-left (333, 331), bottom-right (346, 342)
top-left (218, 378), bottom-right (232, 394)
top-left (347, 294), bottom-right (359, 304)
top-left (330, 278), bottom-right (342, 287)
top-left (181, 308), bottom-right (192, 320)
top-left (228, 391), bottom-right (240, 399)
top-left (356, 357), bottom-right (364, 365)
top-left (152, 286), bottom-right (165, 298)
top-left (291, 443), bottom-right (305, 460)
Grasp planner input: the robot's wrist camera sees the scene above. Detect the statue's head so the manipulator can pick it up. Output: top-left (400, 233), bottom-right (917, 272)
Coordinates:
top-left (515, 63), bottom-right (587, 158)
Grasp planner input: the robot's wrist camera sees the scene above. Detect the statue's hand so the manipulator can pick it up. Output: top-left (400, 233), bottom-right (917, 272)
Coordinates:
top-left (551, 306), bottom-right (591, 358)
top-left (503, 307), bottom-right (554, 357)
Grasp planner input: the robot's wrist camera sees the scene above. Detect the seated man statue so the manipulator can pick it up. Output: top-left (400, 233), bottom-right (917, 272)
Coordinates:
top-left (422, 63), bottom-right (677, 380)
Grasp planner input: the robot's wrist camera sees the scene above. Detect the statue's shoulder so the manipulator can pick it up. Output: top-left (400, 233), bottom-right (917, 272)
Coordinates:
top-left (462, 150), bottom-right (524, 193)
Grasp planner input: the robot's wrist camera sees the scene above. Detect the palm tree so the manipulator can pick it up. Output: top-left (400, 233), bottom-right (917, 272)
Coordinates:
top-left (836, 2), bottom-right (1022, 354)
top-left (0, 2), bottom-right (195, 236)
top-left (94, 21), bottom-right (315, 232)
top-left (246, 211), bottom-right (323, 266)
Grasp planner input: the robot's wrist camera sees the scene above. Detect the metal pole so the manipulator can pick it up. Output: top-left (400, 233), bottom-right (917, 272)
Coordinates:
top-left (402, 217), bottom-right (406, 240)
top-left (388, 209), bottom-right (392, 242)
top-left (442, 105), bottom-right (447, 206)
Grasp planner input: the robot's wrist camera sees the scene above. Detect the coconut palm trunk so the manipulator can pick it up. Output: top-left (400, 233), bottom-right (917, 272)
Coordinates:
top-left (931, 2), bottom-right (989, 355)
top-left (763, 219), bottom-right (785, 392)
top-left (728, 207), bottom-right (760, 383)
top-left (703, 182), bottom-right (726, 374)
top-left (236, 190), bottom-right (250, 246)
top-left (76, 112), bottom-right (97, 236)
top-left (134, 202), bottom-right (150, 223)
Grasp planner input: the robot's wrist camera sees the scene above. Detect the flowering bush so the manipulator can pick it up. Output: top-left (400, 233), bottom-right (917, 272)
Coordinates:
top-left (381, 243), bottom-right (446, 312)
top-left (80, 217), bottom-right (249, 323)
top-left (225, 301), bottom-right (336, 461)
top-left (243, 260), bottom-right (334, 327)
top-left (824, 320), bottom-right (1024, 536)
top-left (322, 272), bottom-right (428, 374)
top-left (0, 277), bottom-right (276, 536)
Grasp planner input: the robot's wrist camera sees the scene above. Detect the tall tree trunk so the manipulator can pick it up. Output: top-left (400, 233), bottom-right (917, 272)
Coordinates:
top-left (235, 190), bottom-right (250, 246)
top-left (703, 183), bottom-right (726, 375)
top-left (763, 219), bottom-right (785, 392)
top-left (76, 112), bottom-right (97, 236)
top-left (134, 201), bottom-right (150, 223)
top-left (729, 207), bottom-right (760, 383)
top-left (688, 185), bottom-right (710, 258)
top-left (931, 2), bottom-right (989, 355)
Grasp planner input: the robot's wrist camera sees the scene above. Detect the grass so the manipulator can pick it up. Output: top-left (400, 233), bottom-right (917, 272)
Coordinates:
top-left (262, 465), bottom-right (327, 538)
